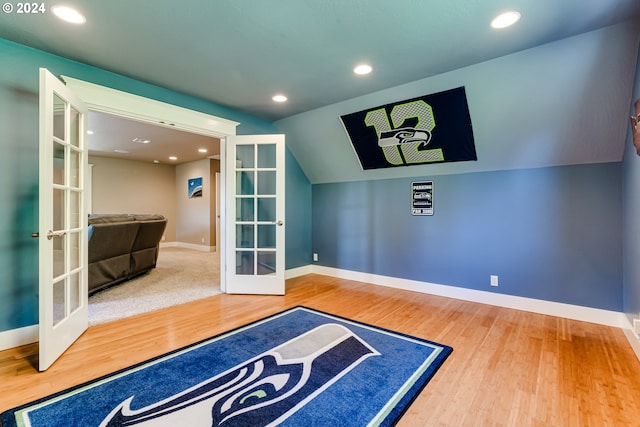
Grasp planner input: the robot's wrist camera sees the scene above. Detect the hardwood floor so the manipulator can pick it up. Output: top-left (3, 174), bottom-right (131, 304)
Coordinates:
top-left (2, 274), bottom-right (640, 426)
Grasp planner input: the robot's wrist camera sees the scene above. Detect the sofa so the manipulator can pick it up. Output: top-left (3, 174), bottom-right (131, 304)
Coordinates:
top-left (88, 214), bottom-right (168, 294)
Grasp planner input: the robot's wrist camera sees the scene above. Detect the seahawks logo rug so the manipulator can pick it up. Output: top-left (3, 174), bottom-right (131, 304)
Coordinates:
top-left (1, 306), bottom-right (452, 427)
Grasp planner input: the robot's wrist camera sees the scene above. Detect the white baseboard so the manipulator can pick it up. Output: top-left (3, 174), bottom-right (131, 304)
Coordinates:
top-left (286, 264), bottom-right (314, 279)
top-left (4, 265), bottom-right (637, 360)
top-left (622, 316), bottom-right (640, 362)
top-left (311, 265), bottom-right (640, 360)
top-left (0, 324), bottom-right (38, 351)
top-left (161, 241), bottom-right (216, 252)
top-left (311, 265), bottom-right (626, 328)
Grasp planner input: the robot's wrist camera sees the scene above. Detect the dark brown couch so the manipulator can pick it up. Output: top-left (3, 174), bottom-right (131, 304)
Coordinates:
top-left (88, 214), bottom-right (168, 294)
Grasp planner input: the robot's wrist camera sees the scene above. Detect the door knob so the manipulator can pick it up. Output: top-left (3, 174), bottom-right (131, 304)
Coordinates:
top-left (46, 230), bottom-right (66, 240)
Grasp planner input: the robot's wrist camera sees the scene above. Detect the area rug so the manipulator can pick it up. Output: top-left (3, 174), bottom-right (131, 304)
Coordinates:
top-left (1, 306), bottom-right (452, 427)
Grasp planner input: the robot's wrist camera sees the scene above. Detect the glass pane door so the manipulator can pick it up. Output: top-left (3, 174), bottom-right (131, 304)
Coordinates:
top-left (39, 68), bottom-right (88, 371)
top-left (226, 135), bottom-right (285, 295)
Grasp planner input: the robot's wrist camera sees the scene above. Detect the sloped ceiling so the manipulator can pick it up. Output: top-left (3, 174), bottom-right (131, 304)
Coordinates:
top-left (277, 21), bottom-right (640, 183)
top-left (1, 1), bottom-right (639, 180)
top-left (0, 0), bottom-right (639, 122)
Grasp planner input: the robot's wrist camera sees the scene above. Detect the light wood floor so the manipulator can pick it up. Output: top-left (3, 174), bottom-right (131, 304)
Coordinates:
top-left (2, 274), bottom-right (640, 426)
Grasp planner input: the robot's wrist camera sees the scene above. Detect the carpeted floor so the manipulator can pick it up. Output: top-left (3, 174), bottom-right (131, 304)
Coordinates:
top-left (88, 246), bottom-right (221, 326)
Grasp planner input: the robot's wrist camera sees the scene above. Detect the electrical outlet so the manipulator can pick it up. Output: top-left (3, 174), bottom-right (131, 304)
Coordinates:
top-left (490, 275), bottom-right (499, 287)
top-left (313, 253), bottom-right (318, 262)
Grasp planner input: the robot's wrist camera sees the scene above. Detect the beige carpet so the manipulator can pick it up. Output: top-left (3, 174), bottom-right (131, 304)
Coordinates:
top-left (88, 246), bottom-right (221, 326)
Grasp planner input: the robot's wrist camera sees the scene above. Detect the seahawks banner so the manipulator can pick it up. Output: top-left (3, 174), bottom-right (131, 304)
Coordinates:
top-left (340, 86), bottom-right (476, 170)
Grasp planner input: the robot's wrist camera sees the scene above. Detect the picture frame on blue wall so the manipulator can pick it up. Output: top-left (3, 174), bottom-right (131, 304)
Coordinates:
top-left (188, 177), bottom-right (203, 198)
top-left (411, 181), bottom-right (433, 216)
top-left (632, 98), bottom-right (640, 156)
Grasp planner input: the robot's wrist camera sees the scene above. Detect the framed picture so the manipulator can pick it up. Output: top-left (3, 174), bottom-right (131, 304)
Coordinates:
top-left (411, 181), bottom-right (433, 216)
top-left (188, 177), bottom-right (203, 198)
top-left (632, 98), bottom-right (640, 156)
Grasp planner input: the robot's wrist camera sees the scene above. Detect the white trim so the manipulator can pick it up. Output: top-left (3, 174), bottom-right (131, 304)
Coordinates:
top-left (7, 265), bottom-right (638, 357)
top-left (0, 325), bottom-right (38, 351)
top-left (285, 264), bottom-right (314, 279)
top-left (622, 316), bottom-right (640, 362)
top-left (311, 265), bottom-right (640, 359)
top-left (311, 265), bottom-right (626, 327)
top-left (61, 76), bottom-right (239, 137)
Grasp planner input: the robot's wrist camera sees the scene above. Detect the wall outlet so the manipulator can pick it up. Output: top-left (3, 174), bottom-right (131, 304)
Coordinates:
top-left (313, 253), bottom-right (318, 262)
top-left (490, 275), bottom-right (499, 287)
top-left (201, 237), bottom-right (205, 243)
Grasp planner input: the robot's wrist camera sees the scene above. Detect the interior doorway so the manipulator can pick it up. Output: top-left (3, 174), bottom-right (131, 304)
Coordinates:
top-left (85, 111), bottom-right (223, 325)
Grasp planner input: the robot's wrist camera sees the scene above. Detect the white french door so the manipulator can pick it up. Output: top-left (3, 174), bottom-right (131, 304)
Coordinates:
top-left (38, 68), bottom-right (88, 371)
top-left (224, 135), bottom-right (285, 295)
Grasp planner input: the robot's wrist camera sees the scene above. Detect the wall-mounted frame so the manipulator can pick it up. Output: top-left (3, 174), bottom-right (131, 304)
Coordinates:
top-left (188, 177), bottom-right (203, 198)
top-left (411, 181), bottom-right (433, 216)
top-left (632, 98), bottom-right (640, 156)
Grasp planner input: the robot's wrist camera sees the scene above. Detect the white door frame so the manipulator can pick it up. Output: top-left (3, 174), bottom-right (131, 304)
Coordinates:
top-left (62, 77), bottom-right (240, 292)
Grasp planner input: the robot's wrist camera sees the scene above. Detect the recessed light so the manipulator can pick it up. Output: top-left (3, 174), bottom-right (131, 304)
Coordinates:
top-left (272, 94), bottom-right (288, 103)
top-left (131, 138), bottom-right (151, 144)
top-left (169, 156), bottom-right (178, 161)
top-left (491, 11), bottom-right (521, 29)
top-left (198, 148), bottom-right (208, 153)
top-left (86, 130), bottom-right (94, 135)
top-left (114, 149), bottom-right (129, 154)
top-left (153, 160), bottom-right (160, 164)
top-left (52, 5), bottom-right (86, 24)
top-left (354, 64), bottom-right (372, 75)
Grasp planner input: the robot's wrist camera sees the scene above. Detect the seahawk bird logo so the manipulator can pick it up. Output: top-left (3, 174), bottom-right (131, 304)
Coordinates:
top-left (378, 127), bottom-right (432, 149)
top-left (99, 324), bottom-right (379, 426)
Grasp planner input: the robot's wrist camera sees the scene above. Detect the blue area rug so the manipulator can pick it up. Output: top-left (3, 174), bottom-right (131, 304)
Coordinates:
top-left (1, 306), bottom-right (452, 427)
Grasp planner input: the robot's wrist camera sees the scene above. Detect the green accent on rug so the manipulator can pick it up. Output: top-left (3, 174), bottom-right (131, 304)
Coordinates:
top-left (2, 306), bottom-right (452, 427)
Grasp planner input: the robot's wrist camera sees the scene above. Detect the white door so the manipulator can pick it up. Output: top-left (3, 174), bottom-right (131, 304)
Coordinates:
top-left (38, 68), bottom-right (88, 371)
top-left (225, 135), bottom-right (285, 294)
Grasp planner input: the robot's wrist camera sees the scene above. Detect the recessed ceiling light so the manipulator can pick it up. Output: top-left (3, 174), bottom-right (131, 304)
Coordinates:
top-left (52, 5), bottom-right (86, 24)
top-left (354, 64), bottom-right (373, 75)
top-left (198, 148), bottom-right (208, 153)
top-left (272, 94), bottom-right (288, 103)
top-left (169, 156), bottom-right (178, 161)
top-left (491, 11), bottom-right (521, 29)
top-left (132, 138), bottom-right (151, 144)
top-left (114, 149), bottom-right (129, 154)
top-left (153, 160), bottom-right (160, 164)
top-left (86, 130), bottom-right (94, 135)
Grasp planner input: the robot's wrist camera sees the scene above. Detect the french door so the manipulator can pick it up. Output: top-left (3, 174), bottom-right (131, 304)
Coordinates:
top-left (224, 135), bottom-right (285, 295)
top-left (38, 69), bottom-right (88, 371)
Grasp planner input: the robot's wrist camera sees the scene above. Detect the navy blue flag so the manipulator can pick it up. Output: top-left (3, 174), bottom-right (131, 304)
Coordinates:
top-left (340, 86), bottom-right (477, 170)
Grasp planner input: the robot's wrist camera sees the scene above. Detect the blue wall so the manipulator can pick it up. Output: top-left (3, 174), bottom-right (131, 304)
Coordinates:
top-left (0, 39), bottom-right (312, 333)
top-left (622, 41), bottom-right (640, 323)
top-left (285, 149), bottom-right (312, 268)
top-left (313, 163), bottom-right (623, 311)
top-left (274, 22), bottom-right (640, 315)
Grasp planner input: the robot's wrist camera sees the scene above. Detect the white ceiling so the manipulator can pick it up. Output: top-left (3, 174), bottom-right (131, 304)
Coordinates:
top-left (1, 0), bottom-right (639, 122)
top-left (87, 112), bottom-right (220, 165)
